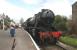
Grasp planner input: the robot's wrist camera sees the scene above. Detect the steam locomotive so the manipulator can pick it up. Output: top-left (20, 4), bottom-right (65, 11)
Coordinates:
top-left (23, 9), bottom-right (61, 46)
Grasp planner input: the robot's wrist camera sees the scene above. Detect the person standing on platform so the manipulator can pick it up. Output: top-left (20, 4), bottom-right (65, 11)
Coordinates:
top-left (10, 25), bottom-right (16, 37)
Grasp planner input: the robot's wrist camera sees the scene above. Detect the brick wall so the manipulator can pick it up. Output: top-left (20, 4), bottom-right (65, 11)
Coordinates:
top-left (72, 2), bottom-right (77, 34)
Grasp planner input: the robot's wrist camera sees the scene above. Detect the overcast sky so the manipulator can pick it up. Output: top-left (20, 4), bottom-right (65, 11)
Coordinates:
top-left (0, 0), bottom-right (76, 23)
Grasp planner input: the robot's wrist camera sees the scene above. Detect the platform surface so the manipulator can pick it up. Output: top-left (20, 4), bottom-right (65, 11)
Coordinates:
top-left (0, 29), bottom-right (36, 50)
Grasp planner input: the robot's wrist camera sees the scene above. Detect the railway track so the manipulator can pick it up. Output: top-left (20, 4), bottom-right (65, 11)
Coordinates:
top-left (40, 42), bottom-right (66, 50)
top-left (40, 41), bottom-right (77, 50)
top-left (40, 45), bottom-right (66, 50)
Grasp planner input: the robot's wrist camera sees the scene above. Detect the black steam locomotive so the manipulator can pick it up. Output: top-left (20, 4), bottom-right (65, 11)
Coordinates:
top-left (23, 9), bottom-right (61, 46)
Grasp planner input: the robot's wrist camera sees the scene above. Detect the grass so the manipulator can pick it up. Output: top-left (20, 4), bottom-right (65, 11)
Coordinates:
top-left (60, 36), bottom-right (77, 47)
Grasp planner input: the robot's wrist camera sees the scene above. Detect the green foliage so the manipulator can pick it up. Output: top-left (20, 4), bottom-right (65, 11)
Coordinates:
top-left (0, 19), bottom-right (3, 25)
top-left (53, 15), bottom-right (68, 31)
top-left (0, 15), bottom-right (15, 28)
top-left (4, 15), bottom-right (11, 26)
top-left (60, 36), bottom-right (77, 47)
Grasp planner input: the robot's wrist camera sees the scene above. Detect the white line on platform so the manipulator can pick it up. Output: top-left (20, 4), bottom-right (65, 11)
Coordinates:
top-left (26, 31), bottom-right (40, 50)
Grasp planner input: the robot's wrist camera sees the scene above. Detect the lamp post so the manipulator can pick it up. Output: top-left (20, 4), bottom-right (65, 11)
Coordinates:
top-left (1, 13), bottom-right (5, 30)
top-left (2, 18), bottom-right (4, 30)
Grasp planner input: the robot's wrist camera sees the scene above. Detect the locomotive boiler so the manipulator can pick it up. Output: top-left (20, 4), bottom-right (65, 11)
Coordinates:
top-left (23, 9), bottom-right (61, 46)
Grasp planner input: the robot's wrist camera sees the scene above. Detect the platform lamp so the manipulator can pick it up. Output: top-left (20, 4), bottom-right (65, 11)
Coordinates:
top-left (1, 13), bottom-right (5, 30)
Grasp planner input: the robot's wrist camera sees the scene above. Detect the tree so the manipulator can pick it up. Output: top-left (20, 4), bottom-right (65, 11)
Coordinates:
top-left (0, 20), bottom-right (1, 25)
top-left (53, 15), bottom-right (68, 32)
top-left (20, 18), bottom-right (24, 25)
top-left (4, 15), bottom-right (11, 26)
top-left (0, 13), bottom-right (15, 29)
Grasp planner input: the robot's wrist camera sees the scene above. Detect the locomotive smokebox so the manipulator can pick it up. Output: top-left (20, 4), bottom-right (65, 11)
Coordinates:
top-left (40, 9), bottom-right (55, 25)
top-left (42, 9), bottom-right (55, 18)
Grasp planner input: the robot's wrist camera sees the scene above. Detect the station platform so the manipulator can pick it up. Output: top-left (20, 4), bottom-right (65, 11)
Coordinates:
top-left (0, 29), bottom-right (38, 50)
